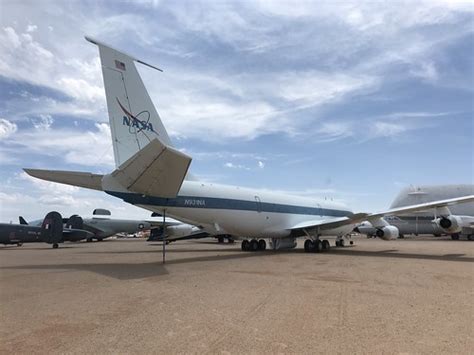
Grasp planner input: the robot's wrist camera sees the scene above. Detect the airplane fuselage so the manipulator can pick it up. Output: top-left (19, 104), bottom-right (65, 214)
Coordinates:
top-left (105, 180), bottom-right (355, 239)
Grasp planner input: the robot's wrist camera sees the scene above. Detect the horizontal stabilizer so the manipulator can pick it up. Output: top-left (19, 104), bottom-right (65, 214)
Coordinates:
top-left (23, 169), bottom-right (104, 191)
top-left (111, 138), bottom-right (192, 198)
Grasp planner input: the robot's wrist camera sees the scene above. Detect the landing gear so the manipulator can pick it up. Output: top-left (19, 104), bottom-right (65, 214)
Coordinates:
top-left (52, 243), bottom-right (59, 249)
top-left (86, 238), bottom-right (93, 242)
top-left (241, 239), bottom-right (267, 251)
top-left (451, 234), bottom-right (460, 240)
top-left (16, 243), bottom-right (23, 247)
top-left (335, 238), bottom-right (345, 247)
top-left (97, 238), bottom-right (103, 242)
top-left (304, 239), bottom-right (330, 253)
top-left (250, 239), bottom-right (259, 251)
top-left (468, 235), bottom-right (474, 241)
top-left (217, 236), bottom-right (224, 243)
top-left (322, 239), bottom-right (330, 251)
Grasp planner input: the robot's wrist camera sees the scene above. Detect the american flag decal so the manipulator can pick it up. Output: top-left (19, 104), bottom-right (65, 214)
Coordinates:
top-left (115, 60), bottom-right (126, 71)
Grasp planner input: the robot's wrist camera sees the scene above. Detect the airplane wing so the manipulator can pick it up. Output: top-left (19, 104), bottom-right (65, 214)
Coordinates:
top-left (290, 195), bottom-right (474, 234)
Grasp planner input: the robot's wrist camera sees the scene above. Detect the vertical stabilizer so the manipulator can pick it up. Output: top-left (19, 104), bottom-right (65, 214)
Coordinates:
top-left (86, 36), bottom-right (172, 167)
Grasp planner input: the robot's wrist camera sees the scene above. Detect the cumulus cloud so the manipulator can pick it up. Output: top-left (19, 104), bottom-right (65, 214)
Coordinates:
top-left (31, 114), bottom-right (54, 130)
top-left (3, 123), bottom-right (114, 167)
top-left (0, 118), bottom-right (18, 139)
top-left (0, 26), bottom-right (105, 122)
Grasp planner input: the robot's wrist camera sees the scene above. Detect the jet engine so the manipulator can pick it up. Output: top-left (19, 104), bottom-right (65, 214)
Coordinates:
top-left (434, 216), bottom-right (462, 233)
top-left (375, 226), bottom-right (399, 240)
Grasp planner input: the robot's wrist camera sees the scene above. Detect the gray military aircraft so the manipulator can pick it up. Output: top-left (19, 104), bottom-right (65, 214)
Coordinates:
top-left (356, 184), bottom-right (474, 240)
top-left (26, 209), bottom-right (152, 242)
top-left (81, 209), bottom-right (153, 241)
top-left (1, 212), bottom-right (94, 248)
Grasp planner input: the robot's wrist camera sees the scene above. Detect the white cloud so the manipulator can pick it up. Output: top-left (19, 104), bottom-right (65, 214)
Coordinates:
top-left (26, 24), bottom-right (37, 33)
top-left (224, 162), bottom-right (250, 170)
top-left (257, 161), bottom-right (265, 169)
top-left (3, 123), bottom-right (114, 167)
top-left (31, 114), bottom-right (54, 130)
top-left (410, 61), bottom-right (439, 82)
top-left (315, 122), bottom-right (354, 142)
top-left (371, 122), bottom-right (408, 137)
top-left (0, 26), bottom-right (106, 122)
top-left (275, 72), bottom-right (377, 105)
top-left (0, 118), bottom-right (18, 139)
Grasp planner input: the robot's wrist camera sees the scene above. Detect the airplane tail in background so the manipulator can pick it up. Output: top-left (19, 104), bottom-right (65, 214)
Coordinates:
top-left (40, 211), bottom-right (63, 245)
top-left (85, 36), bottom-right (173, 168)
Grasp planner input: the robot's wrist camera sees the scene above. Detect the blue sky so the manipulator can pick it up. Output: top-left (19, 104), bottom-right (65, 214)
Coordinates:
top-left (0, 0), bottom-right (473, 222)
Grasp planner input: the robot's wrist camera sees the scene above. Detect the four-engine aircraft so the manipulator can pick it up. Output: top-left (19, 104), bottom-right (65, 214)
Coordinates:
top-left (24, 37), bottom-right (474, 254)
top-left (356, 184), bottom-right (474, 240)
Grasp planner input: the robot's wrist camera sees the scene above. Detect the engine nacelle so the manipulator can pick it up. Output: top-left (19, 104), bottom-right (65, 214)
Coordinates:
top-left (375, 226), bottom-right (399, 240)
top-left (434, 216), bottom-right (462, 233)
top-left (269, 237), bottom-right (297, 250)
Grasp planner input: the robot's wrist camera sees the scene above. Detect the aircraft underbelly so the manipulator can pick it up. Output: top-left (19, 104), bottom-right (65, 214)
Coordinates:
top-left (136, 203), bottom-right (348, 238)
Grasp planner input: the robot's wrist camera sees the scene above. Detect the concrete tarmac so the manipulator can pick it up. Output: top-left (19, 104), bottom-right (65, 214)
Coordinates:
top-left (0, 236), bottom-right (473, 354)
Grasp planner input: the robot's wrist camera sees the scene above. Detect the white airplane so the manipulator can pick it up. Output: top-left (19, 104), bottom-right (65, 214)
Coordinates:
top-left (24, 37), bottom-right (474, 255)
top-left (356, 184), bottom-right (474, 240)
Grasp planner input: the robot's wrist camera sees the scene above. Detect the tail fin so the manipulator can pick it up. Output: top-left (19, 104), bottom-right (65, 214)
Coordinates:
top-left (86, 36), bottom-right (172, 167)
top-left (65, 215), bottom-right (84, 229)
top-left (40, 211), bottom-right (63, 245)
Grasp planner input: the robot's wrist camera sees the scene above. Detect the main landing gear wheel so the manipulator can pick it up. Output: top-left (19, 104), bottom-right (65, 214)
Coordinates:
top-left (322, 239), bottom-right (330, 251)
top-left (258, 239), bottom-right (266, 251)
top-left (217, 236), bottom-right (224, 243)
top-left (304, 239), bottom-right (314, 252)
top-left (241, 240), bottom-right (250, 251)
top-left (52, 243), bottom-right (59, 249)
top-left (451, 234), bottom-right (460, 241)
top-left (314, 240), bottom-right (322, 253)
top-left (250, 239), bottom-right (259, 251)
top-left (468, 235), bottom-right (474, 241)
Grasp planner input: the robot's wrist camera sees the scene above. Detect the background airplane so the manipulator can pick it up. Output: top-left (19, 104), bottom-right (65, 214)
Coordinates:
top-left (24, 37), bottom-right (474, 257)
top-left (26, 208), bottom-right (152, 242)
top-left (356, 184), bottom-right (474, 240)
top-left (1, 212), bottom-right (94, 248)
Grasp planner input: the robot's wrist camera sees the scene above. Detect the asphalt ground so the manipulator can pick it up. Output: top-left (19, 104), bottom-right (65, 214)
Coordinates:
top-left (0, 236), bottom-right (473, 354)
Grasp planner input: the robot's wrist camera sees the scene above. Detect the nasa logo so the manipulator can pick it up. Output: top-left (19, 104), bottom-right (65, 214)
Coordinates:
top-left (122, 116), bottom-right (154, 132)
top-left (116, 98), bottom-right (156, 134)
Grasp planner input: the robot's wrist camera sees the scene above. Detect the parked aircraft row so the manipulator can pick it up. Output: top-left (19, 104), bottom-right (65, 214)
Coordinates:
top-left (356, 184), bottom-right (474, 240)
top-left (24, 37), bottom-right (474, 257)
top-left (1, 209), bottom-right (155, 248)
top-left (0, 212), bottom-right (92, 248)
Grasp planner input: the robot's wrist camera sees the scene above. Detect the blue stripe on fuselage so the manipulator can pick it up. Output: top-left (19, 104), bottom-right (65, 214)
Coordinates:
top-left (106, 191), bottom-right (353, 217)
